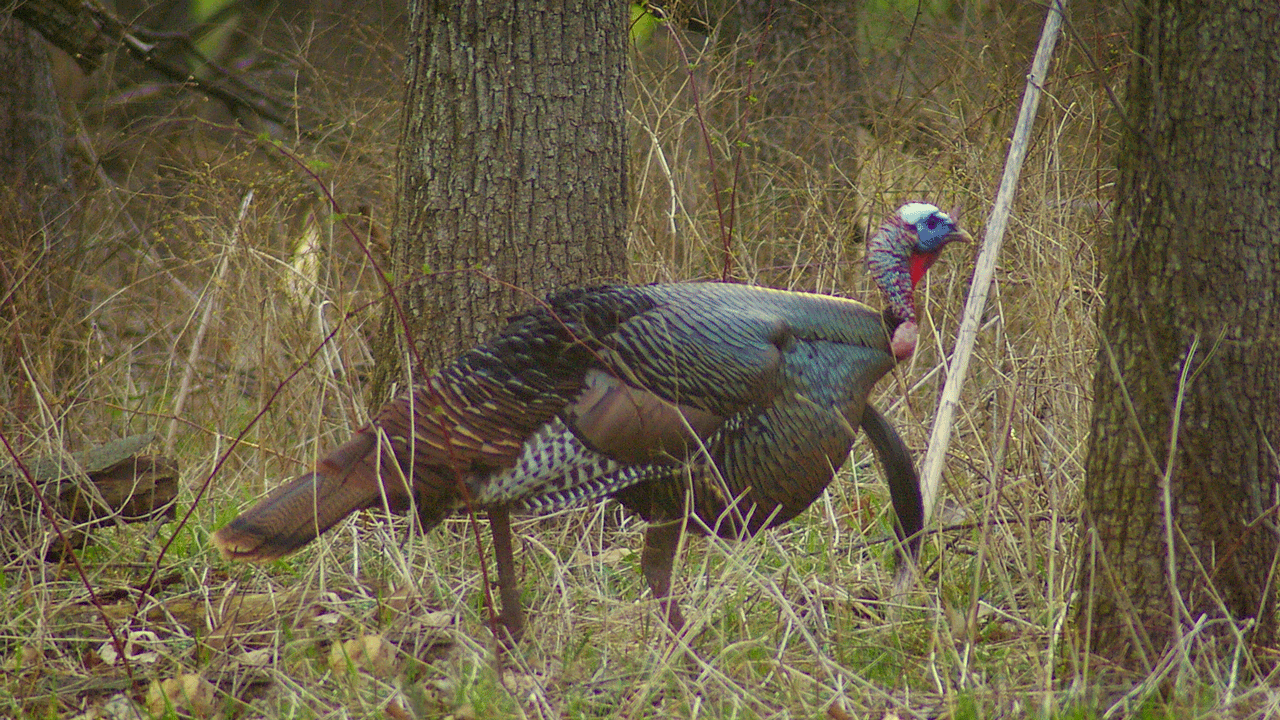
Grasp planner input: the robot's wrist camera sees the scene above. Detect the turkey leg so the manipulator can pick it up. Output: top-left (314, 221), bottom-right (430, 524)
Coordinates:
top-left (488, 506), bottom-right (526, 643)
top-left (641, 520), bottom-right (686, 631)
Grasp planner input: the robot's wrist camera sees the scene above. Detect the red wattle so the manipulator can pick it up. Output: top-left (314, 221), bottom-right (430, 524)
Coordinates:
top-left (909, 252), bottom-right (937, 286)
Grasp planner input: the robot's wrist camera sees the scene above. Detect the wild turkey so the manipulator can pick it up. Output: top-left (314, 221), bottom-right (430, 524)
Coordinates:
top-left (212, 201), bottom-right (969, 639)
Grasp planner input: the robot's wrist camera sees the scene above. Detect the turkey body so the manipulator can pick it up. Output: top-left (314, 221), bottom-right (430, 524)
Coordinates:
top-left (213, 203), bottom-right (968, 640)
top-left (216, 283), bottom-right (904, 542)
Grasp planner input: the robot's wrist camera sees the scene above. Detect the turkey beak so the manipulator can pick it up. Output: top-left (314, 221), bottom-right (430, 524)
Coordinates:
top-left (943, 228), bottom-right (973, 248)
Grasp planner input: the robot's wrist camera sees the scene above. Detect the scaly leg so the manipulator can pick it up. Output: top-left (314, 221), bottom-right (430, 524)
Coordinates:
top-left (642, 520), bottom-right (685, 632)
top-left (488, 506), bottom-right (525, 643)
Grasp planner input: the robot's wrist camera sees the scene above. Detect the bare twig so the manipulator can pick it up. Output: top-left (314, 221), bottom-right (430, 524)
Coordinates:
top-left (919, 0), bottom-right (1068, 518)
top-left (14, 0), bottom-right (293, 126)
top-left (164, 192), bottom-right (251, 455)
top-left (1162, 335), bottom-right (1200, 648)
top-left (0, 427), bottom-right (134, 681)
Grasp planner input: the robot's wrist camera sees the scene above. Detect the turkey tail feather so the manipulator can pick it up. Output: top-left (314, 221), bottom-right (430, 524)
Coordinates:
top-left (212, 431), bottom-right (398, 562)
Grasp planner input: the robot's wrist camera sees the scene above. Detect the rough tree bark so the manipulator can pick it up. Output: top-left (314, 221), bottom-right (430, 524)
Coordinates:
top-left (370, 0), bottom-right (628, 400)
top-left (0, 17), bottom-right (79, 429)
top-left (0, 19), bottom-right (72, 242)
top-left (1078, 0), bottom-right (1280, 670)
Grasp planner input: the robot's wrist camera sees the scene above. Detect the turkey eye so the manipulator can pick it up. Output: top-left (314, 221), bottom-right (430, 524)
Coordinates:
top-left (925, 217), bottom-right (939, 230)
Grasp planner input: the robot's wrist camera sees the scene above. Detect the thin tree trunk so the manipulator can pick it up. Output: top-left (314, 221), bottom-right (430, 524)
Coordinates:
top-left (1078, 0), bottom-right (1280, 670)
top-left (370, 0), bottom-right (628, 401)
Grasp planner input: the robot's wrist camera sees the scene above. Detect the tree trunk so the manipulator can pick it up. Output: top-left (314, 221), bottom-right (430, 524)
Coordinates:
top-left (0, 18), bottom-right (79, 429)
top-left (0, 19), bottom-right (74, 253)
top-left (371, 0), bottom-right (628, 400)
top-left (712, 0), bottom-right (864, 135)
top-left (1078, 0), bottom-right (1280, 670)
top-left (689, 0), bottom-right (862, 284)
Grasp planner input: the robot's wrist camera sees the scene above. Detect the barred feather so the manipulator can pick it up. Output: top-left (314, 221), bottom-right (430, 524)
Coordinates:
top-left (211, 202), bottom-right (967, 636)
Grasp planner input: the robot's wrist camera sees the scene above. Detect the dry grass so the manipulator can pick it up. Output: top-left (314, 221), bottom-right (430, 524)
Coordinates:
top-left (2, 3), bottom-right (1276, 719)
